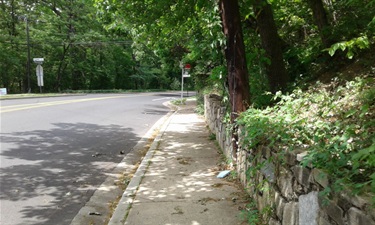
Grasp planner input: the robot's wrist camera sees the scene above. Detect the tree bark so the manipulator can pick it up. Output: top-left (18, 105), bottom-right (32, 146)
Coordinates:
top-left (219, 0), bottom-right (251, 158)
top-left (307, 0), bottom-right (332, 47)
top-left (219, 0), bottom-right (250, 115)
top-left (253, 0), bottom-right (289, 92)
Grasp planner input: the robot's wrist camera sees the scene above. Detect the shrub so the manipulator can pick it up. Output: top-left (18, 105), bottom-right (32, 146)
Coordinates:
top-left (237, 76), bottom-right (375, 199)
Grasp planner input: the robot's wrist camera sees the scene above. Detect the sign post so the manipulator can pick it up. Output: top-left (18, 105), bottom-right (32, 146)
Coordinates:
top-left (33, 58), bottom-right (44, 93)
top-left (180, 63), bottom-right (191, 101)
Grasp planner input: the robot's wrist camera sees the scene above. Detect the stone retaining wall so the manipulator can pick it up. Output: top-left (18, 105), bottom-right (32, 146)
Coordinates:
top-left (204, 94), bottom-right (374, 225)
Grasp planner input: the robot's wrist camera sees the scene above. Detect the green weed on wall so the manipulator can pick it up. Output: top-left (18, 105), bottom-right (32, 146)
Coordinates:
top-left (237, 77), bottom-right (375, 202)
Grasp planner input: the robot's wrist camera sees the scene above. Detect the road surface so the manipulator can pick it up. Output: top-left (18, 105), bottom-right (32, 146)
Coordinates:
top-left (0, 92), bottom-right (180, 225)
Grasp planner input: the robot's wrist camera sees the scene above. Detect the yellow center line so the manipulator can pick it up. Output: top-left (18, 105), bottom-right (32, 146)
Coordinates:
top-left (0, 94), bottom-right (152, 113)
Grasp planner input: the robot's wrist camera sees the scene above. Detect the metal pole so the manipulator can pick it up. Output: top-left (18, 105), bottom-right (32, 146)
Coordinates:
top-left (37, 65), bottom-right (42, 93)
top-left (25, 17), bottom-right (31, 93)
top-left (181, 67), bottom-right (184, 100)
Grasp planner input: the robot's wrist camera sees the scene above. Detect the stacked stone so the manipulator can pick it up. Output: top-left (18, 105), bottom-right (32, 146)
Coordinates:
top-left (204, 95), bottom-right (375, 225)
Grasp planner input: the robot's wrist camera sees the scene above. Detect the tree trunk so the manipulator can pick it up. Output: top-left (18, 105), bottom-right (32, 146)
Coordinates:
top-left (219, 0), bottom-right (251, 158)
top-left (55, 44), bottom-right (70, 92)
top-left (307, 0), bottom-right (332, 47)
top-left (253, 0), bottom-right (289, 92)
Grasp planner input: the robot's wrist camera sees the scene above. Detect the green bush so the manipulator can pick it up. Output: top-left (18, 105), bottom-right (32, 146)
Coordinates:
top-left (170, 78), bottom-right (181, 90)
top-left (237, 77), bottom-right (375, 200)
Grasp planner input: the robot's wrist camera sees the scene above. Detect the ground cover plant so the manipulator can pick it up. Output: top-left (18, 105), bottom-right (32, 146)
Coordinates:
top-left (237, 74), bottom-right (375, 202)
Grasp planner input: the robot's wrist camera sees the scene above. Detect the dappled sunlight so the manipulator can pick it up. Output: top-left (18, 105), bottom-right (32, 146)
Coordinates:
top-left (126, 113), bottom-right (246, 225)
top-left (39, 167), bottom-right (66, 174)
top-left (134, 171), bottom-right (236, 204)
top-left (0, 122), bottom-right (139, 225)
top-left (166, 124), bottom-right (207, 133)
top-left (165, 221), bottom-right (201, 225)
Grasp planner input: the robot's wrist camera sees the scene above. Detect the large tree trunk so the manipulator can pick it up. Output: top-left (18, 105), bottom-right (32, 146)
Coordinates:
top-left (307, 0), bottom-right (332, 47)
top-left (219, 0), bottom-right (251, 158)
top-left (253, 0), bottom-right (289, 92)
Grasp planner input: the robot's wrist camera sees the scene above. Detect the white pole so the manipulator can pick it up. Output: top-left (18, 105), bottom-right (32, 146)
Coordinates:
top-left (181, 67), bottom-right (184, 100)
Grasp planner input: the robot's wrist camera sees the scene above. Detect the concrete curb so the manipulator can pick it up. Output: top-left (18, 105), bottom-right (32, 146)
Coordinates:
top-left (107, 107), bottom-right (177, 225)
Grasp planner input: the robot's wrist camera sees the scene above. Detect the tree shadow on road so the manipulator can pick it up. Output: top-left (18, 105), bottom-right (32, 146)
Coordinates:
top-left (0, 122), bottom-right (139, 225)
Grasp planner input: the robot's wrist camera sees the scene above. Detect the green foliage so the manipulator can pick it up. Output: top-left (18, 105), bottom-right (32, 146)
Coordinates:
top-left (0, 0), bottom-right (178, 93)
top-left (327, 36), bottom-right (371, 59)
top-left (269, 0), bottom-right (321, 77)
top-left (209, 66), bottom-right (226, 85)
top-left (3, 0), bottom-right (374, 96)
top-left (94, 0), bottom-right (227, 94)
top-left (195, 94), bottom-right (205, 115)
top-left (240, 202), bottom-right (261, 225)
top-left (239, 199), bottom-right (272, 225)
top-left (242, 32), bottom-right (273, 108)
top-left (238, 77), bottom-right (375, 198)
top-left (209, 133), bottom-right (216, 141)
top-left (170, 78), bottom-right (181, 90)
top-left (330, 0), bottom-right (375, 41)
top-left (171, 98), bottom-right (187, 105)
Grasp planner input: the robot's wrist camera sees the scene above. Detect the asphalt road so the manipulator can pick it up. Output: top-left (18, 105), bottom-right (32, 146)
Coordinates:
top-left (0, 92), bottom-right (181, 225)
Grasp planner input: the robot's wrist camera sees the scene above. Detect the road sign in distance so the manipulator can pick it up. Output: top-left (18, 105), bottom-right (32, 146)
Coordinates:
top-left (33, 58), bottom-right (44, 64)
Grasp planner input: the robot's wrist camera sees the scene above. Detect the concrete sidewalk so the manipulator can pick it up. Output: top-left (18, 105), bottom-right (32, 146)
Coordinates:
top-left (109, 99), bottom-right (248, 225)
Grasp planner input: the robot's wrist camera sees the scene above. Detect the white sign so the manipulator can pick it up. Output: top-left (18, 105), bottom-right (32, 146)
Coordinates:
top-left (33, 58), bottom-right (44, 64)
top-left (183, 71), bottom-right (190, 78)
top-left (36, 65), bottom-right (44, 86)
top-left (0, 88), bottom-right (7, 95)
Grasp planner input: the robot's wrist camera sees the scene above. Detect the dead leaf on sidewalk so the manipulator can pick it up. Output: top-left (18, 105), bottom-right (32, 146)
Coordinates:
top-left (92, 152), bottom-right (105, 157)
top-left (176, 157), bottom-right (193, 165)
top-left (197, 197), bottom-right (219, 205)
top-left (176, 195), bottom-right (185, 200)
top-left (171, 206), bottom-right (184, 215)
top-left (200, 208), bottom-right (209, 213)
top-left (211, 183), bottom-right (224, 188)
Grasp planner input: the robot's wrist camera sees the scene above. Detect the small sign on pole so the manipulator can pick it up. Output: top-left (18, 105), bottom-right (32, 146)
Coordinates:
top-left (180, 63), bottom-right (192, 99)
top-left (0, 88), bottom-right (7, 95)
top-left (33, 58), bottom-right (44, 93)
top-left (36, 64), bottom-right (44, 87)
top-left (184, 64), bottom-right (191, 70)
top-left (33, 58), bottom-right (44, 64)
top-left (183, 71), bottom-right (190, 78)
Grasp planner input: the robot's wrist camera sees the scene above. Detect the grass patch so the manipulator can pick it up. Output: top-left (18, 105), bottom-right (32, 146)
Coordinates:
top-left (239, 202), bottom-right (261, 225)
top-left (171, 98), bottom-right (187, 105)
top-left (105, 195), bottom-right (123, 224)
